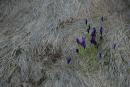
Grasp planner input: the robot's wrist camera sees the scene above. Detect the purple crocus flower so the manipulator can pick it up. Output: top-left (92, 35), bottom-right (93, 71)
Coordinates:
top-left (76, 37), bottom-right (82, 45)
top-left (90, 36), bottom-right (97, 46)
top-left (76, 35), bottom-right (86, 49)
top-left (97, 52), bottom-right (102, 60)
top-left (91, 27), bottom-right (96, 37)
top-left (90, 27), bottom-right (97, 46)
top-left (67, 57), bottom-right (71, 64)
top-left (93, 27), bottom-right (96, 33)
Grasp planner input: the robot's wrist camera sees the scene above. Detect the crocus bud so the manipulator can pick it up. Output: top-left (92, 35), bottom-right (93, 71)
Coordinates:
top-left (85, 19), bottom-right (88, 25)
top-left (100, 26), bottom-right (103, 36)
top-left (82, 36), bottom-right (86, 49)
top-left (76, 49), bottom-right (79, 53)
top-left (91, 27), bottom-right (96, 37)
top-left (101, 16), bottom-right (104, 22)
top-left (99, 53), bottom-right (102, 58)
top-left (67, 57), bottom-right (71, 64)
top-left (87, 24), bottom-right (90, 33)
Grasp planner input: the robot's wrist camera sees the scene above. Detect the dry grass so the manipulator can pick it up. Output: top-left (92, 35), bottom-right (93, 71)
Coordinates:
top-left (0, 0), bottom-right (130, 87)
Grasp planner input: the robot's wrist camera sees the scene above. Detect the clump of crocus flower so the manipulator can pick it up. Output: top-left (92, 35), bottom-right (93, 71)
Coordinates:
top-left (75, 16), bottom-right (105, 53)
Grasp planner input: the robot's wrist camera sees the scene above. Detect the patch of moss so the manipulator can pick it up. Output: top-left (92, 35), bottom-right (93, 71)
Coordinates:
top-left (77, 32), bottom-right (99, 71)
top-left (78, 30), bottom-right (98, 57)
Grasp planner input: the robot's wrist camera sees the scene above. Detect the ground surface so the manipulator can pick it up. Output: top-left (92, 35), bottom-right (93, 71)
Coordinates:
top-left (0, 0), bottom-right (130, 87)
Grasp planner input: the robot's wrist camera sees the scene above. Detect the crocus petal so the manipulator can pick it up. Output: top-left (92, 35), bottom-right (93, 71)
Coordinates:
top-left (82, 35), bottom-right (86, 40)
top-left (76, 37), bottom-right (82, 44)
top-left (82, 40), bottom-right (86, 48)
top-left (82, 32), bottom-right (85, 37)
top-left (82, 36), bottom-right (86, 48)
